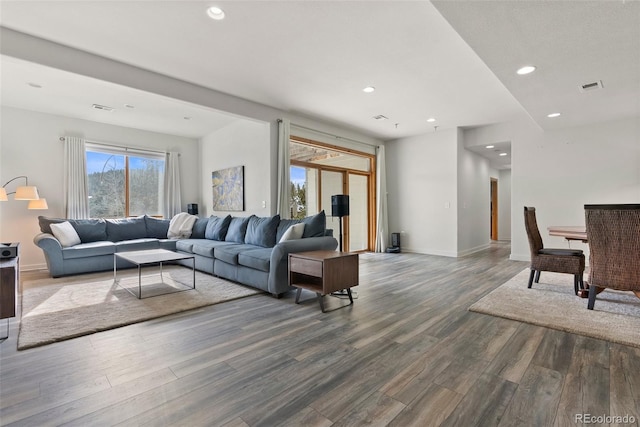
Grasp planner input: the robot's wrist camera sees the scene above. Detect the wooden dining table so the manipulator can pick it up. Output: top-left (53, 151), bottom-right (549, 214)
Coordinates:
top-left (547, 225), bottom-right (587, 242)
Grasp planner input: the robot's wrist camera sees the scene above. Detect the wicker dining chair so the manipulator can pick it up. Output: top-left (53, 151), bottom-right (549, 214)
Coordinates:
top-left (524, 207), bottom-right (585, 294)
top-left (584, 204), bottom-right (640, 310)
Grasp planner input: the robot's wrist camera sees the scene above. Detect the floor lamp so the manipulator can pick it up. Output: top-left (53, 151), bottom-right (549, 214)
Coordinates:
top-left (331, 194), bottom-right (349, 252)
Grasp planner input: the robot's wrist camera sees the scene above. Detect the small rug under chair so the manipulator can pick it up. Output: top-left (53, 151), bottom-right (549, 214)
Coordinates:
top-left (18, 266), bottom-right (262, 350)
top-left (469, 268), bottom-right (640, 348)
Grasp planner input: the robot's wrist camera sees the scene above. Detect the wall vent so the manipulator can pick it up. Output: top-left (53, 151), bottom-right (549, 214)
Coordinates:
top-left (92, 103), bottom-right (115, 112)
top-left (579, 80), bottom-right (603, 93)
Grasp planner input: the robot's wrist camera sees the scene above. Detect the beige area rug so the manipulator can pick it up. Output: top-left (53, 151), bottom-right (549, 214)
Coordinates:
top-left (18, 266), bottom-right (262, 350)
top-left (469, 269), bottom-right (640, 348)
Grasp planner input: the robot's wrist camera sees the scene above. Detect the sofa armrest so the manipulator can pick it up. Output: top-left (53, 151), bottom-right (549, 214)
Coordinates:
top-left (33, 233), bottom-right (65, 276)
top-left (268, 236), bottom-right (338, 295)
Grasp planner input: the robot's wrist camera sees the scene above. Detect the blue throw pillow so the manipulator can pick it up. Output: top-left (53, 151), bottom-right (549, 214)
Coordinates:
top-left (144, 215), bottom-right (170, 239)
top-left (245, 215), bottom-right (280, 247)
top-left (205, 215), bottom-right (232, 241)
top-left (226, 216), bottom-right (251, 243)
top-left (69, 218), bottom-right (108, 243)
top-left (191, 217), bottom-right (209, 239)
top-left (106, 216), bottom-right (147, 242)
top-left (301, 210), bottom-right (326, 238)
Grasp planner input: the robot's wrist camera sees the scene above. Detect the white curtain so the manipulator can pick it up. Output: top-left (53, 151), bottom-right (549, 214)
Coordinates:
top-left (375, 145), bottom-right (389, 252)
top-left (164, 152), bottom-right (182, 218)
top-left (64, 136), bottom-right (90, 219)
top-left (277, 118), bottom-right (291, 219)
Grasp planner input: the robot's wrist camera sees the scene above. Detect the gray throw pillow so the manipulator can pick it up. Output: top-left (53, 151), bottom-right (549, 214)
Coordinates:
top-left (245, 215), bottom-right (280, 247)
top-left (69, 218), bottom-right (108, 242)
top-left (301, 210), bottom-right (326, 238)
top-left (38, 216), bottom-right (66, 235)
top-left (191, 217), bottom-right (209, 239)
top-left (205, 215), bottom-right (232, 241)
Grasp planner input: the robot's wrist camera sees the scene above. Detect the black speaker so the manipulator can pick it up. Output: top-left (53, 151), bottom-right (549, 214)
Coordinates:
top-left (331, 195), bottom-right (349, 217)
top-left (187, 204), bottom-right (198, 215)
top-left (0, 243), bottom-right (19, 259)
top-left (391, 232), bottom-right (401, 248)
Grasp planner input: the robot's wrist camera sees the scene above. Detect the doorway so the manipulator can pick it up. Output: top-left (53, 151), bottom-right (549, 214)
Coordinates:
top-left (490, 178), bottom-right (498, 240)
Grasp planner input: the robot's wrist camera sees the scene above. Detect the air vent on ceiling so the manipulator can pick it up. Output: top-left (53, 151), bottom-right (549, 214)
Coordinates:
top-left (373, 115), bottom-right (388, 120)
top-left (92, 103), bottom-right (115, 112)
top-left (579, 80), bottom-right (603, 93)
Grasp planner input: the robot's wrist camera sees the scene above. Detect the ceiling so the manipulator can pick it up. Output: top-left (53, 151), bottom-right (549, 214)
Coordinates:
top-left (1, 1), bottom-right (638, 170)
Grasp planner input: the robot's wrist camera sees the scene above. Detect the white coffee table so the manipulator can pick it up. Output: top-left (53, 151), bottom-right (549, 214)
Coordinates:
top-left (113, 249), bottom-right (195, 299)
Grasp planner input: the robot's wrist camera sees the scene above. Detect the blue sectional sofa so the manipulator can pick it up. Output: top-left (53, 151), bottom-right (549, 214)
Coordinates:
top-left (34, 212), bottom-right (338, 296)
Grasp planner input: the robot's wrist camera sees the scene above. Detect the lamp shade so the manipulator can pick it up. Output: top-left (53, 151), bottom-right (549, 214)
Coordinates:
top-left (28, 198), bottom-right (49, 210)
top-left (0, 188), bottom-right (7, 201)
top-left (14, 186), bottom-right (40, 200)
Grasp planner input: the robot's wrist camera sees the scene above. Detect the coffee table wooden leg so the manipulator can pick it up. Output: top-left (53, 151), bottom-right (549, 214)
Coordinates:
top-left (347, 288), bottom-right (354, 304)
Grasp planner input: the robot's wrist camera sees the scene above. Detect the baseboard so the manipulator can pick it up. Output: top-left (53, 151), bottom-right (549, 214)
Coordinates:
top-left (457, 243), bottom-right (491, 257)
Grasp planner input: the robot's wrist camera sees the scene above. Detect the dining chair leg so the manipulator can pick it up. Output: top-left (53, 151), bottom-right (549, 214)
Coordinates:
top-left (534, 270), bottom-right (541, 283)
top-left (573, 276), bottom-right (579, 295)
top-left (528, 269), bottom-right (536, 289)
top-left (587, 284), bottom-right (600, 310)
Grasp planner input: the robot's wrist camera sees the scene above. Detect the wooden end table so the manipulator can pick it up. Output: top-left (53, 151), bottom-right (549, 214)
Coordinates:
top-left (288, 250), bottom-right (359, 312)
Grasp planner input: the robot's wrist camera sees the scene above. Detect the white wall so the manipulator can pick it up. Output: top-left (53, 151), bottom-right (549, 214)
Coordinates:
top-left (498, 169), bottom-right (512, 241)
top-left (457, 129), bottom-right (492, 255)
top-left (385, 129), bottom-right (458, 256)
top-left (0, 106), bottom-right (199, 269)
top-left (200, 119), bottom-right (271, 217)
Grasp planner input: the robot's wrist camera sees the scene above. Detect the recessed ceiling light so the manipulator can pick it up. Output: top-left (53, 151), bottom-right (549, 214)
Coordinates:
top-left (547, 112), bottom-right (561, 118)
top-left (426, 118), bottom-right (436, 123)
top-left (27, 82), bottom-right (42, 88)
top-left (207, 6), bottom-right (225, 20)
top-left (517, 65), bottom-right (536, 75)
top-left (363, 86), bottom-right (375, 93)
top-left (499, 152), bottom-right (508, 156)
top-left (485, 145), bottom-right (495, 149)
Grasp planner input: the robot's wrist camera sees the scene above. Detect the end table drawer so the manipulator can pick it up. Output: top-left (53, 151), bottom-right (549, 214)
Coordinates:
top-left (289, 257), bottom-right (323, 277)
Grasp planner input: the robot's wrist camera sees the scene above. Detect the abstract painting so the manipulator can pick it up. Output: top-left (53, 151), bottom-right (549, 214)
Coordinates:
top-left (212, 166), bottom-right (244, 211)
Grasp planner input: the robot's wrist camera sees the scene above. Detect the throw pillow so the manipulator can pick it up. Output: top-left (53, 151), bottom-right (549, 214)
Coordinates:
top-left (245, 214), bottom-right (280, 247)
top-left (38, 216), bottom-right (66, 235)
top-left (205, 215), bottom-right (232, 241)
top-left (50, 221), bottom-right (82, 248)
top-left (279, 222), bottom-right (305, 243)
top-left (69, 218), bottom-right (108, 243)
top-left (226, 216), bottom-right (251, 243)
top-left (276, 218), bottom-right (301, 242)
top-left (191, 217), bottom-right (209, 239)
top-left (302, 210), bottom-right (326, 238)
top-left (106, 216), bottom-right (147, 242)
top-left (144, 215), bottom-right (170, 239)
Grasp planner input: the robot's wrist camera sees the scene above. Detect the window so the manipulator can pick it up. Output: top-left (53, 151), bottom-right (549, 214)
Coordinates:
top-left (289, 137), bottom-right (375, 251)
top-left (86, 144), bottom-right (165, 218)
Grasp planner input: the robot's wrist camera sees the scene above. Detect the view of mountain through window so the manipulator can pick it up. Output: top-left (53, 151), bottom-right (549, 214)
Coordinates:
top-left (86, 150), bottom-right (165, 218)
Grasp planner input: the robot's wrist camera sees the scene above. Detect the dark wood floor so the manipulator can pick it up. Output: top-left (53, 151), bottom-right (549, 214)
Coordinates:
top-left (1, 242), bottom-right (639, 426)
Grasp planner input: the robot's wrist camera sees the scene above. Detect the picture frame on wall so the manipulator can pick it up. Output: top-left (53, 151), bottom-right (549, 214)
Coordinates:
top-left (212, 165), bottom-right (244, 211)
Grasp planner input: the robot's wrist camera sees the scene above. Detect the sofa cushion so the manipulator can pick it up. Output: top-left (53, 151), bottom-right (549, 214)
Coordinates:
top-left (215, 244), bottom-right (256, 265)
top-left (238, 248), bottom-right (272, 272)
top-left (106, 216), bottom-right (147, 242)
top-left (176, 239), bottom-right (196, 253)
top-left (192, 240), bottom-right (236, 257)
top-left (245, 215), bottom-right (280, 247)
top-left (61, 241), bottom-right (116, 259)
top-left (115, 238), bottom-right (160, 252)
top-left (68, 218), bottom-right (108, 243)
top-left (51, 221), bottom-right (82, 247)
top-left (145, 215), bottom-right (170, 239)
top-left (205, 215), bottom-right (232, 241)
top-left (38, 216), bottom-right (66, 234)
top-left (191, 217), bottom-right (209, 239)
top-left (226, 216), bottom-right (250, 243)
top-left (302, 210), bottom-right (326, 238)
